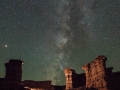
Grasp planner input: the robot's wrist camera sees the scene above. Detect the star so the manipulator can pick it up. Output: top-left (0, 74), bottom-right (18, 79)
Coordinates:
top-left (4, 45), bottom-right (8, 48)
top-left (0, 0), bottom-right (119, 85)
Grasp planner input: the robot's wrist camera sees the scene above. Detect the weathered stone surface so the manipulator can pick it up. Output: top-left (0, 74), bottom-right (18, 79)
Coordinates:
top-left (82, 55), bottom-right (108, 90)
top-left (64, 68), bottom-right (76, 89)
top-left (64, 55), bottom-right (120, 90)
top-left (64, 68), bottom-right (86, 90)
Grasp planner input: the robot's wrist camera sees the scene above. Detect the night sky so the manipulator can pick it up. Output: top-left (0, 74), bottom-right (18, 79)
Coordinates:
top-left (0, 0), bottom-right (120, 85)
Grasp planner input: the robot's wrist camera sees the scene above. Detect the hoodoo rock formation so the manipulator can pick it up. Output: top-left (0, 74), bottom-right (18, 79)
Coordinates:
top-left (0, 55), bottom-right (120, 90)
top-left (5, 59), bottom-right (23, 88)
top-left (5, 59), bottom-right (23, 85)
top-left (0, 59), bottom-right (23, 90)
top-left (82, 55), bottom-right (108, 90)
top-left (64, 68), bottom-right (85, 89)
top-left (64, 55), bottom-right (120, 90)
top-left (64, 68), bottom-right (74, 89)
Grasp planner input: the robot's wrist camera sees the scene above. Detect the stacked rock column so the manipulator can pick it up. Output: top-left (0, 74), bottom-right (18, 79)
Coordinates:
top-left (82, 55), bottom-right (108, 90)
top-left (5, 59), bottom-right (23, 89)
top-left (64, 68), bottom-right (74, 89)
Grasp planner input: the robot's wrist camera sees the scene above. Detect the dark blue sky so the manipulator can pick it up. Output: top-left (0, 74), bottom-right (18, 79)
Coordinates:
top-left (0, 0), bottom-right (120, 85)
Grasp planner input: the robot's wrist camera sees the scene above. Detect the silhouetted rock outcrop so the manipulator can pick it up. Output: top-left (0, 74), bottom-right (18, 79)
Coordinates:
top-left (22, 80), bottom-right (54, 90)
top-left (0, 59), bottom-right (23, 90)
top-left (64, 55), bottom-right (120, 90)
top-left (0, 55), bottom-right (120, 90)
top-left (64, 68), bottom-right (86, 89)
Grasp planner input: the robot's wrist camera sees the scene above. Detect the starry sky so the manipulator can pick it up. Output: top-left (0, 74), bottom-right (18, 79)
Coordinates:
top-left (0, 0), bottom-right (120, 85)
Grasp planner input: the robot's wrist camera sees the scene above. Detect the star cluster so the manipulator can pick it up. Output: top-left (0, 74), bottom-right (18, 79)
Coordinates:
top-left (0, 0), bottom-right (120, 85)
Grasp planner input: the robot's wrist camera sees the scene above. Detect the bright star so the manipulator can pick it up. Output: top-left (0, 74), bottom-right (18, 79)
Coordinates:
top-left (5, 45), bottom-right (8, 48)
